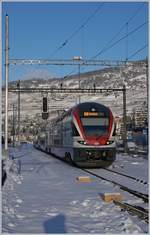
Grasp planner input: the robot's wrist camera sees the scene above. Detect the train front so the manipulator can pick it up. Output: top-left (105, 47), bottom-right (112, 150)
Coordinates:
top-left (72, 102), bottom-right (116, 167)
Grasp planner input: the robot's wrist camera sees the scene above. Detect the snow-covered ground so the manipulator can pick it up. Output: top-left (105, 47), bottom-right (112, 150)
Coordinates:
top-left (2, 144), bottom-right (148, 234)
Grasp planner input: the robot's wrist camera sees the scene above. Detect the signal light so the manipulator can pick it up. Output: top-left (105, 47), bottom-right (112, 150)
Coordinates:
top-left (42, 112), bottom-right (49, 120)
top-left (43, 97), bottom-right (47, 112)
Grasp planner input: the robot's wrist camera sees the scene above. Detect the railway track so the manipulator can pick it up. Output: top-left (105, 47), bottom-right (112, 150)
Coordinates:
top-left (35, 148), bottom-right (149, 223)
top-left (36, 148), bottom-right (148, 203)
top-left (80, 168), bottom-right (149, 223)
top-left (113, 200), bottom-right (148, 223)
top-left (102, 167), bottom-right (148, 185)
top-left (81, 168), bottom-right (148, 203)
top-left (44, 152), bottom-right (148, 203)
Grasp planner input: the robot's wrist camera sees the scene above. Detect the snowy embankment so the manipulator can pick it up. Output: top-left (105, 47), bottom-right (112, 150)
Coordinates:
top-left (2, 144), bottom-right (148, 233)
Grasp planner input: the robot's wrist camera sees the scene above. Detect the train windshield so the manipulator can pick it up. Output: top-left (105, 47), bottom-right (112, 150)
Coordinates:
top-left (81, 117), bottom-right (109, 136)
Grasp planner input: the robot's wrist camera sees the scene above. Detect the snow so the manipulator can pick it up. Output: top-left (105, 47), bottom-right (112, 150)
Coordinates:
top-left (2, 144), bottom-right (148, 234)
top-left (130, 75), bottom-right (146, 81)
top-left (2, 61), bottom-right (147, 124)
top-left (88, 167), bottom-right (148, 194)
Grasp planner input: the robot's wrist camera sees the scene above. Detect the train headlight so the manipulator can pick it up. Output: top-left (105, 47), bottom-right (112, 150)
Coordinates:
top-left (102, 152), bottom-right (106, 157)
top-left (78, 140), bottom-right (87, 145)
top-left (86, 151), bottom-right (92, 156)
top-left (107, 141), bottom-right (114, 145)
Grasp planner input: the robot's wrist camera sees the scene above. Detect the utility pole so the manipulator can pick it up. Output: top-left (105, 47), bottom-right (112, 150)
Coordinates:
top-left (146, 58), bottom-right (149, 153)
top-left (17, 80), bottom-right (20, 145)
top-left (78, 63), bottom-right (81, 103)
top-left (73, 56), bottom-right (82, 103)
top-left (146, 58), bottom-right (148, 112)
top-left (123, 84), bottom-right (127, 153)
top-left (12, 104), bottom-right (15, 147)
top-left (4, 14), bottom-right (9, 155)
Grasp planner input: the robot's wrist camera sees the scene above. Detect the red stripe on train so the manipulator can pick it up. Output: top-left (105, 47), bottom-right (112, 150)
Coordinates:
top-left (73, 107), bottom-right (114, 146)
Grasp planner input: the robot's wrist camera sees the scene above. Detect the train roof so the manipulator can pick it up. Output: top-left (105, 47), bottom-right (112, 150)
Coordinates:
top-left (54, 102), bottom-right (110, 124)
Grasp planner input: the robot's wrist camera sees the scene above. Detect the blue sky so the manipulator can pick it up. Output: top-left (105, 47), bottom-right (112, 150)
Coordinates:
top-left (2, 1), bottom-right (148, 81)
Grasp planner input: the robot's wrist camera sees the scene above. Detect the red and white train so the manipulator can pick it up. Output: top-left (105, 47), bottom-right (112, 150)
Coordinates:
top-left (34, 102), bottom-right (116, 167)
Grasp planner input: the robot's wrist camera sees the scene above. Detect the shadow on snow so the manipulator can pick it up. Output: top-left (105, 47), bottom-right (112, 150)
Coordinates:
top-left (44, 214), bottom-right (67, 233)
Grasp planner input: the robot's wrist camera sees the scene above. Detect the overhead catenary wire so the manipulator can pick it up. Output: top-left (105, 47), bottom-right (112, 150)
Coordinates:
top-left (68, 3), bottom-right (146, 78)
top-left (51, 3), bottom-right (146, 80)
top-left (92, 20), bottom-right (148, 59)
top-left (61, 40), bottom-right (147, 79)
top-left (128, 44), bottom-right (148, 60)
top-left (63, 68), bottom-right (77, 79)
top-left (49, 2), bottom-right (104, 58)
top-left (91, 2), bottom-right (145, 59)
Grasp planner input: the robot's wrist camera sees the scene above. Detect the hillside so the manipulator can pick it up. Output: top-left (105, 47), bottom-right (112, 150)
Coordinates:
top-left (2, 60), bottom-right (148, 135)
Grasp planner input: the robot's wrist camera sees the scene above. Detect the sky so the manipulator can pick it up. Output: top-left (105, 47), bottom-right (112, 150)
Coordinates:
top-left (2, 1), bottom-right (148, 81)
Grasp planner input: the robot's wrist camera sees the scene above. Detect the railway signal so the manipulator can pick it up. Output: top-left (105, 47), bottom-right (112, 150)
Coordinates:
top-left (42, 112), bottom-right (49, 120)
top-left (42, 97), bottom-right (49, 120)
top-left (43, 97), bottom-right (48, 112)
top-left (5, 14), bottom-right (133, 154)
top-left (8, 86), bottom-right (128, 152)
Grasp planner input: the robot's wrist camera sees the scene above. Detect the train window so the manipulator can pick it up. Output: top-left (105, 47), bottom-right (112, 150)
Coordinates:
top-left (83, 126), bottom-right (108, 136)
top-left (81, 117), bottom-right (109, 136)
top-left (81, 118), bottom-right (109, 126)
top-left (72, 123), bottom-right (80, 136)
top-left (63, 121), bottom-right (71, 132)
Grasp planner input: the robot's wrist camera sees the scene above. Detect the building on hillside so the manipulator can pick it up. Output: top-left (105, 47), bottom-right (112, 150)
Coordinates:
top-left (131, 105), bottom-right (148, 128)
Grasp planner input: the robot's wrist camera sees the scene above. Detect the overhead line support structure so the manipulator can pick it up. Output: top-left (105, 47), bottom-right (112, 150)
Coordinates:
top-left (9, 59), bottom-right (144, 67)
top-left (9, 87), bottom-right (127, 153)
top-left (7, 57), bottom-right (142, 155)
top-left (123, 85), bottom-right (127, 153)
top-left (17, 80), bottom-right (21, 145)
top-left (9, 87), bottom-right (124, 93)
top-left (4, 14), bottom-right (9, 156)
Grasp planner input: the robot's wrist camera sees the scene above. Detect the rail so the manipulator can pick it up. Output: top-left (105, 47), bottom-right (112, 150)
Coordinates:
top-left (114, 200), bottom-right (148, 223)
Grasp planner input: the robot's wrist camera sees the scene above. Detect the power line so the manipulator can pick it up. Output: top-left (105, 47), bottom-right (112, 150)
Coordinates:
top-left (78, 3), bottom-right (146, 75)
top-left (128, 44), bottom-right (148, 59)
top-left (126, 22), bottom-right (128, 61)
top-left (92, 20), bottom-right (148, 59)
top-left (61, 43), bottom-right (147, 79)
top-left (127, 2), bottom-right (145, 24)
top-left (49, 2), bottom-right (104, 58)
top-left (91, 2), bottom-right (145, 59)
top-left (63, 68), bottom-right (77, 79)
